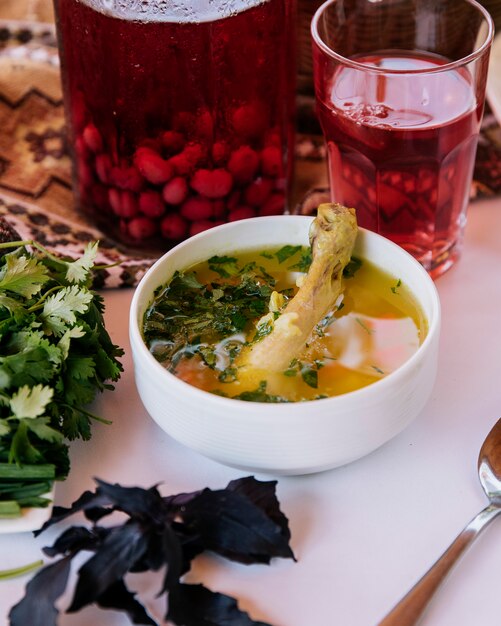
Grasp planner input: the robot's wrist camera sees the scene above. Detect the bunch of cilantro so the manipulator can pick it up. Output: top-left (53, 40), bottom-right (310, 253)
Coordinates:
top-left (0, 240), bottom-right (123, 518)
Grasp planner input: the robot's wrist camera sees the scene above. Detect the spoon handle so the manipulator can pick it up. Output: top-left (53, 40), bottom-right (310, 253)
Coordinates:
top-left (377, 504), bottom-right (501, 626)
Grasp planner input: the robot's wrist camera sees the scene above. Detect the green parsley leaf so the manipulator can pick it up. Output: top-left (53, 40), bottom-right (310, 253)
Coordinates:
top-left (94, 346), bottom-right (122, 382)
top-left (0, 239), bottom-right (123, 514)
top-left (196, 345), bottom-right (217, 368)
top-left (67, 356), bottom-right (96, 381)
top-left (208, 256), bottom-right (240, 278)
top-left (9, 420), bottom-right (43, 465)
top-left (218, 366), bottom-right (238, 383)
top-left (65, 242), bottom-right (98, 284)
top-left (8, 330), bottom-right (62, 366)
top-left (288, 249), bottom-right (312, 272)
top-left (343, 257), bottom-right (362, 278)
top-left (0, 253), bottom-right (49, 298)
top-left (176, 272), bottom-right (203, 290)
top-left (212, 288), bottom-right (224, 301)
top-left (239, 261), bottom-right (258, 273)
top-left (58, 326), bottom-right (86, 359)
top-left (232, 381), bottom-right (289, 403)
top-left (391, 279), bottom-right (402, 294)
top-left (0, 346), bottom-right (59, 390)
top-left (251, 319), bottom-right (273, 343)
top-left (301, 367), bottom-right (318, 389)
top-left (10, 385), bottom-right (53, 419)
top-left (0, 295), bottom-right (24, 314)
top-left (144, 264), bottom-right (285, 371)
top-left (58, 406), bottom-right (92, 441)
top-left (283, 358), bottom-right (299, 377)
top-left (230, 311), bottom-right (248, 332)
top-left (24, 417), bottom-right (64, 444)
top-left (42, 286), bottom-right (93, 335)
top-left (275, 245), bottom-right (302, 264)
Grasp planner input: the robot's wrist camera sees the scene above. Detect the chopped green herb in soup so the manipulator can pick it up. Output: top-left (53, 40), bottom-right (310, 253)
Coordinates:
top-left (142, 246), bottom-right (426, 402)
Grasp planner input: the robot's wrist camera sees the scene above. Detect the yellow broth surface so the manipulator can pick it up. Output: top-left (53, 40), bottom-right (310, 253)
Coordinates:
top-left (143, 247), bottom-right (427, 402)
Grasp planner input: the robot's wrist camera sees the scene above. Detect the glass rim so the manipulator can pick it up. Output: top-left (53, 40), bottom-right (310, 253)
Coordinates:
top-left (311, 0), bottom-right (495, 75)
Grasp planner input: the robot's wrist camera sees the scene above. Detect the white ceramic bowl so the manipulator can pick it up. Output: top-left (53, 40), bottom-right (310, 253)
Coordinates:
top-left (129, 216), bottom-right (440, 475)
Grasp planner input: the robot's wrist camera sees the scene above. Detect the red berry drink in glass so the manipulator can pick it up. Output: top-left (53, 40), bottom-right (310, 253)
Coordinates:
top-left (315, 51), bottom-right (483, 276)
top-left (53, 0), bottom-right (296, 246)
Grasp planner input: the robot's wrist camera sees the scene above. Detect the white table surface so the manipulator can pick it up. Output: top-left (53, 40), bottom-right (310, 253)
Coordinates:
top-left (1, 197), bottom-right (501, 626)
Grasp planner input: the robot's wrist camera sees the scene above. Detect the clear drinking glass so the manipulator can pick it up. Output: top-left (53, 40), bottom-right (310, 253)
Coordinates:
top-left (53, 0), bottom-right (296, 248)
top-left (311, 0), bottom-right (494, 278)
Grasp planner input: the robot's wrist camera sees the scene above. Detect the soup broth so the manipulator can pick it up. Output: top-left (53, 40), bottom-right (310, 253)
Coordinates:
top-left (143, 246), bottom-right (427, 402)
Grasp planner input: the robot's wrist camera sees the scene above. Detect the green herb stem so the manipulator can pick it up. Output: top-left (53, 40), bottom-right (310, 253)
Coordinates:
top-left (16, 496), bottom-right (52, 508)
top-left (0, 560), bottom-right (43, 580)
top-left (0, 463), bottom-right (56, 480)
top-left (0, 500), bottom-right (21, 518)
top-left (0, 480), bottom-right (53, 501)
top-left (60, 404), bottom-right (113, 425)
top-left (27, 285), bottom-right (65, 311)
top-left (0, 240), bottom-right (62, 265)
top-left (0, 240), bottom-right (35, 251)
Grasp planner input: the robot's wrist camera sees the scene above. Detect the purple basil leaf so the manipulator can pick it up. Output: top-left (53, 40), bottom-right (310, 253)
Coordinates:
top-left (84, 504), bottom-right (118, 523)
top-left (173, 523), bottom-right (207, 572)
top-left (96, 579), bottom-right (157, 625)
top-left (163, 489), bottom-right (202, 510)
top-left (35, 489), bottom-right (113, 536)
top-left (226, 477), bottom-right (294, 556)
top-left (177, 487), bottom-right (294, 565)
top-left (128, 528), bottom-right (169, 573)
top-left (17, 476), bottom-right (294, 626)
top-left (9, 555), bottom-right (72, 626)
top-left (129, 523), bottom-right (183, 594)
top-left (167, 583), bottom-right (273, 626)
top-left (68, 520), bottom-right (147, 612)
top-left (160, 522), bottom-right (184, 593)
top-left (43, 526), bottom-right (104, 557)
top-left (163, 492), bottom-right (208, 567)
top-left (95, 479), bottom-right (168, 523)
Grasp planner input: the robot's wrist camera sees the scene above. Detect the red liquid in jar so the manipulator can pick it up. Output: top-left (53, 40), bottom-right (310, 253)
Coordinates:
top-left (315, 52), bottom-right (483, 274)
top-left (54, 0), bottom-right (295, 246)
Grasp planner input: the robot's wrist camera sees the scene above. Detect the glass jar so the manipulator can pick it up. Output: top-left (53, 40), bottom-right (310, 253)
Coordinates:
top-left (53, 0), bottom-right (297, 247)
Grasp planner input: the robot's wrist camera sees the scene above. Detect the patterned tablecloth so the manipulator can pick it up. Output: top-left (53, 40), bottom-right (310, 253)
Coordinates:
top-left (0, 18), bottom-right (500, 287)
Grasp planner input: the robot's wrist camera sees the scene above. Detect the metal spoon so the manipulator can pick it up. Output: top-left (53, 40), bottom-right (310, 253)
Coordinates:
top-left (377, 418), bottom-right (501, 626)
